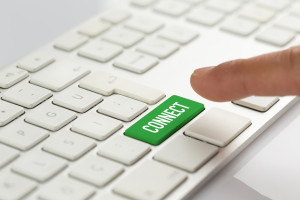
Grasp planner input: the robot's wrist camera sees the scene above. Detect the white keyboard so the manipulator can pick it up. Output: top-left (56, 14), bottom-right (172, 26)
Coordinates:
top-left (0, 0), bottom-right (300, 199)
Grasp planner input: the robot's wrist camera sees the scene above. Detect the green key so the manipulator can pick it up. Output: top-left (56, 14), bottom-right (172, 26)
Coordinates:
top-left (124, 95), bottom-right (205, 145)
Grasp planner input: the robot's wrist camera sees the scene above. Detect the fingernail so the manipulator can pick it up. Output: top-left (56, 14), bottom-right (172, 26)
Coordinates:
top-left (192, 67), bottom-right (213, 76)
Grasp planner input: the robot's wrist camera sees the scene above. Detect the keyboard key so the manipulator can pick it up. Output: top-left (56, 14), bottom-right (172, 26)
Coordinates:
top-left (102, 28), bottom-right (144, 48)
top-left (125, 95), bottom-right (205, 145)
top-left (113, 51), bottom-right (159, 74)
top-left (79, 71), bottom-right (165, 105)
top-left (98, 135), bottom-right (151, 165)
top-left (233, 96), bottom-right (279, 112)
top-left (158, 26), bottom-right (198, 44)
top-left (221, 17), bottom-right (260, 36)
top-left (275, 14), bottom-right (300, 33)
top-left (257, 0), bottom-right (291, 11)
top-left (30, 60), bottom-right (90, 91)
top-left (78, 20), bottom-right (111, 37)
top-left (54, 32), bottom-right (88, 52)
top-left (0, 144), bottom-right (19, 168)
top-left (206, 0), bottom-right (242, 13)
top-left (38, 177), bottom-right (95, 200)
top-left (0, 67), bottom-right (28, 89)
top-left (101, 10), bottom-right (131, 24)
top-left (97, 94), bottom-right (147, 122)
top-left (255, 26), bottom-right (296, 46)
top-left (137, 38), bottom-right (180, 59)
top-left (187, 6), bottom-right (225, 26)
top-left (0, 172), bottom-right (36, 200)
top-left (69, 155), bottom-right (124, 187)
top-left (12, 151), bottom-right (67, 182)
top-left (2, 82), bottom-right (52, 108)
top-left (239, 4), bottom-right (276, 23)
top-left (100, 193), bottom-right (130, 200)
top-left (53, 86), bottom-right (102, 113)
top-left (42, 130), bottom-right (96, 160)
top-left (131, 0), bottom-right (156, 7)
top-left (0, 100), bottom-right (24, 127)
top-left (180, 0), bottom-right (205, 4)
top-left (185, 108), bottom-right (251, 147)
top-left (18, 52), bottom-right (55, 72)
top-left (78, 40), bottom-right (123, 62)
top-left (125, 17), bottom-right (164, 34)
top-left (291, 3), bottom-right (300, 17)
top-left (154, 135), bottom-right (218, 172)
top-left (71, 112), bottom-right (123, 140)
top-left (154, 0), bottom-right (191, 17)
top-left (114, 160), bottom-right (186, 200)
top-left (0, 121), bottom-right (49, 151)
top-left (25, 103), bottom-right (76, 131)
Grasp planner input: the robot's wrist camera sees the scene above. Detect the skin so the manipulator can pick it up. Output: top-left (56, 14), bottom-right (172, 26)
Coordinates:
top-left (190, 45), bottom-right (300, 102)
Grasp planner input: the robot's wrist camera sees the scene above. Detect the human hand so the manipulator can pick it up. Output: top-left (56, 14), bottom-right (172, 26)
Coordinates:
top-left (190, 45), bottom-right (300, 102)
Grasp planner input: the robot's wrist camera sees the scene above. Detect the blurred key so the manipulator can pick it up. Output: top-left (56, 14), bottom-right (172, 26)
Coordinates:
top-left (187, 6), bottom-right (225, 26)
top-left (275, 14), bottom-right (300, 33)
top-left (125, 17), bottom-right (164, 34)
top-left (158, 26), bottom-right (198, 44)
top-left (18, 52), bottom-right (55, 72)
top-left (221, 17), bottom-right (260, 36)
top-left (206, 0), bottom-right (242, 13)
top-left (0, 67), bottom-right (28, 89)
top-left (78, 20), bottom-right (111, 37)
top-left (0, 144), bottom-right (19, 168)
top-left (257, 0), bottom-right (291, 11)
top-left (256, 26), bottom-right (296, 46)
top-left (131, 0), bottom-right (156, 7)
top-left (101, 10), bottom-right (131, 24)
top-left (239, 4), bottom-right (276, 23)
top-left (154, 0), bottom-right (191, 17)
top-left (54, 32), bottom-right (88, 52)
top-left (0, 100), bottom-right (24, 127)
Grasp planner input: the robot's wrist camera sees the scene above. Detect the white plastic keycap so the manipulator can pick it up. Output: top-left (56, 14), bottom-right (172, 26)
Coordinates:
top-left (30, 60), bottom-right (90, 92)
top-left (54, 32), bottom-right (88, 52)
top-left (221, 17), bottom-right (260, 36)
top-left (158, 26), bottom-right (198, 44)
top-left (185, 108), bottom-right (251, 147)
top-left (0, 100), bottom-right (24, 127)
top-left (69, 155), bottom-right (124, 187)
top-left (53, 86), bottom-right (102, 113)
top-left (71, 112), bottom-right (123, 140)
top-left (0, 67), bottom-right (28, 89)
top-left (256, 26), bottom-right (296, 46)
top-left (98, 135), bottom-right (151, 165)
top-left (154, 135), bottom-right (218, 172)
top-left (25, 103), bottom-right (77, 131)
top-left (18, 52), bottom-right (55, 72)
top-left (275, 14), bottom-right (300, 33)
top-left (0, 121), bottom-right (49, 151)
top-left (12, 151), bottom-right (67, 182)
top-left (101, 10), bottom-right (131, 24)
top-left (98, 94), bottom-right (147, 122)
top-left (114, 160), bottom-right (187, 200)
top-left (79, 71), bottom-right (165, 105)
top-left (0, 172), bottom-right (37, 200)
top-left (78, 20), bottom-right (111, 37)
top-left (0, 144), bottom-right (19, 168)
top-left (187, 7), bottom-right (225, 26)
top-left (239, 4), bottom-right (276, 23)
top-left (257, 0), bottom-right (291, 11)
top-left (125, 17), bottom-right (164, 34)
top-left (2, 82), bottom-right (52, 108)
top-left (233, 96), bottom-right (279, 112)
top-left (42, 130), bottom-right (96, 160)
top-left (131, 0), bottom-right (156, 7)
top-left (206, 0), bottom-right (242, 13)
top-left (154, 0), bottom-right (191, 17)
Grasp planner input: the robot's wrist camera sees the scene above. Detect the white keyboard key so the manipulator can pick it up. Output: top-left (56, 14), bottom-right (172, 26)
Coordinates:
top-left (255, 26), bottom-right (296, 46)
top-left (54, 32), bottom-right (88, 52)
top-left (114, 160), bottom-right (186, 200)
top-left (2, 83), bottom-right (52, 108)
top-left (0, 100), bottom-right (24, 127)
top-left (131, 0), bottom-right (156, 7)
top-left (275, 14), bottom-right (300, 33)
top-left (206, 0), bottom-right (242, 13)
top-left (71, 112), bottom-right (123, 140)
top-left (137, 37), bottom-right (180, 59)
top-left (43, 130), bottom-right (96, 160)
top-left (100, 193), bottom-right (129, 200)
top-left (125, 17), bottom-right (164, 34)
top-left (239, 4), bottom-right (276, 23)
top-left (187, 7), bottom-right (225, 26)
top-left (0, 144), bottom-right (19, 168)
top-left (158, 26), bottom-right (198, 44)
top-left (257, 0), bottom-right (291, 11)
top-left (0, 67), bottom-right (28, 89)
top-left (25, 103), bottom-right (76, 131)
top-left (185, 108), bottom-right (251, 147)
top-left (78, 20), bottom-right (111, 37)
top-left (154, 135), bottom-right (218, 172)
top-left (113, 51), bottom-right (159, 74)
top-left (30, 60), bottom-right (90, 91)
top-left (221, 17), bottom-right (260, 36)
top-left (70, 155), bottom-right (124, 187)
top-left (38, 177), bottom-right (95, 200)
top-left (12, 151), bottom-right (67, 182)
top-left (291, 3), bottom-right (300, 17)
top-left (18, 52), bottom-right (55, 72)
top-left (78, 40), bottom-right (123, 62)
top-left (180, 0), bottom-right (205, 4)
top-left (102, 28), bottom-right (144, 48)
top-left (98, 135), bottom-right (151, 165)
top-left (98, 94), bottom-right (147, 122)
top-left (53, 86), bottom-right (102, 113)
top-left (101, 10), bottom-right (131, 24)
top-left (79, 71), bottom-right (165, 105)
top-left (233, 96), bottom-right (279, 112)
top-left (0, 172), bottom-right (36, 200)
top-left (0, 121), bottom-right (49, 151)
top-left (154, 0), bottom-right (191, 17)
